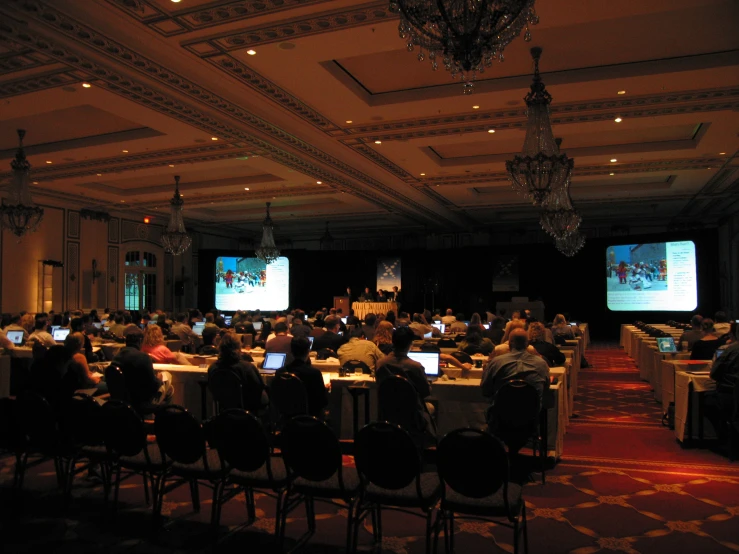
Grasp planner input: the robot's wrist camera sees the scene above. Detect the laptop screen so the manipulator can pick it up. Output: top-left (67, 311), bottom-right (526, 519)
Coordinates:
top-left (253, 321), bottom-right (263, 331)
top-left (715, 348), bottom-right (725, 359)
top-left (483, 324), bottom-right (490, 330)
top-left (656, 337), bottom-right (677, 353)
top-left (423, 331), bottom-right (432, 339)
top-left (93, 322), bottom-right (102, 329)
top-left (192, 322), bottom-right (206, 336)
top-left (50, 325), bottom-right (61, 335)
top-left (432, 323), bottom-right (445, 334)
top-left (341, 317), bottom-right (347, 324)
top-left (262, 352), bottom-right (286, 372)
top-left (53, 328), bottom-right (71, 342)
top-left (6, 331), bottom-right (24, 345)
top-left (408, 352), bottom-right (440, 378)
top-left (308, 336), bottom-right (315, 349)
top-left (224, 316), bottom-right (232, 326)
top-left (148, 320), bottom-right (158, 325)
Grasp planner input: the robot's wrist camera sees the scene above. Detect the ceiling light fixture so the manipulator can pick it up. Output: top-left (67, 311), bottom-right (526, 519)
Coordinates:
top-left (255, 202), bottom-right (280, 264)
top-left (374, 140), bottom-right (382, 144)
top-left (488, 129), bottom-right (495, 133)
top-left (614, 117), bottom-right (622, 123)
top-left (211, 137), bottom-right (218, 141)
top-left (316, 181), bottom-right (322, 184)
top-left (609, 172), bottom-right (615, 176)
top-left (539, 138), bottom-right (581, 240)
top-left (246, 49), bottom-right (257, 56)
top-left (320, 221), bottom-right (335, 250)
top-left (617, 90), bottom-right (626, 95)
top-left (122, 150), bottom-right (129, 153)
top-left (610, 158), bottom-right (617, 163)
top-left (169, 164), bottom-right (175, 167)
top-left (555, 230), bottom-right (585, 257)
top-left (346, 120), bottom-right (353, 124)
top-left (45, 160), bottom-right (52, 164)
top-left (390, 0), bottom-right (538, 94)
top-left (96, 173), bottom-right (102, 176)
top-left (32, 181), bottom-right (38, 184)
top-left (82, 83), bottom-right (91, 88)
top-left (420, 173), bottom-right (426, 176)
top-left (161, 175), bottom-right (192, 256)
top-left (472, 105), bottom-right (480, 109)
top-left (719, 152), bottom-right (726, 155)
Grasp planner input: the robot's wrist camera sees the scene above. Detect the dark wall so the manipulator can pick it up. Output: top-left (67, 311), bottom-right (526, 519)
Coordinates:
top-left (198, 229), bottom-right (719, 341)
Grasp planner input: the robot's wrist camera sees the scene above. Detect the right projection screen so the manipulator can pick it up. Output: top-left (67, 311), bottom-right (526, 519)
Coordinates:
top-left (606, 241), bottom-right (697, 312)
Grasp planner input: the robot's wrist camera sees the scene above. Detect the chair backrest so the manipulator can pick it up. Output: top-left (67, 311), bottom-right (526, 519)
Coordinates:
top-left (438, 429), bottom-right (508, 499)
top-left (490, 379), bottom-right (540, 451)
top-left (208, 370), bottom-right (244, 412)
top-left (0, 397), bottom-right (25, 453)
top-left (377, 375), bottom-right (427, 434)
top-left (270, 372), bottom-right (308, 419)
top-left (461, 344), bottom-right (483, 355)
top-left (342, 359), bottom-right (370, 375)
top-left (209, 409), bottom-right (271, 473)
top-left (17, 391), bottom-right (59, 455)
top-left (419, 343), bottom-right (441, 352)
top-left (355, 422), bottom-right (420, 491)
top-left (154, 405), bottom-right (207, 465)
top-left (100, 400), bottom-right (147, 458)
top-left (104, 362), bottom-right (130, 402)
top-left (281, 416), bottom-right (343, 484)
top-left (450, 351), bottom-right (473, 364)
top-left (62, 392), bottom-right (104, 447)
top-left (438, 339), bottom-right (457, 349)
top-left (316, 348), bottom-right (335, 360)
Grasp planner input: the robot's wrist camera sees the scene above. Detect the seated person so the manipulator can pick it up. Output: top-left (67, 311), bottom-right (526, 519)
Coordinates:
top-left (528, 322), bottom-right (565, 367)
top-left (171, 312), bottom-right (199, 351)
top-left (359, 287), bottom-right (374, 301)
top-left (346, 309), bottom-right (360, 326)
top-left (441, 309), bottom-right (456, 326)
top-left (493, 320), bottom-right (538, 357)
top-left (337, 327), bottom-right (384, 372)
top-left (691, 319), bottom-right (722, 360)
top-left (408, 313), bottom-right (433, 339)
top-left (266, 321), bottom-right (294, 364)
top-left (550, 314), bottom-right (582, 344)
top-left (312, 315), bottom-right (347, 354)
top-left (713, 311), bottom-right (732, 337)
top-left (290, 311), bottom-right (312, 339)
top-left (63, 332), bottom-right (107, 396)
top-left (276, 337), bottom-right (328, 418)
top-left (108, 314), bottom-right (127, 337)
top-left (361, 313), bottom-right (377, 341)
top-left (449, 313), bottom-right (468, 334)
top-left (141, 325), bottom-right (193, 365)
top-left (112, 328), bottom-right (174, 408)
top-left (70, 317), bottom-right (96, 362)
top-left (208, 332), bottom-right (267, 413)
top-left (485, 316), bottom-right (507, 345)
top-left (395, 311), bottom-right (411, 328)
top-left (0, 328), bottom-right (15, 351)
top-left (459, 325), bottom-right (494, 355)
top-left (5, 314), bottom-right (29, 341)
top-left (29, 316), bottom-right (57, 348)
top-left (373, 320), bottom-right (395, 355)
top-left (678, 314), bottom-right (704, 351)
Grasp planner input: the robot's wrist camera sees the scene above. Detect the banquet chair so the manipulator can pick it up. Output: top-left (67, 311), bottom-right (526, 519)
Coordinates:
top-left (378, 375), bottom-right (437, 449)
top-left (437, 339), bottom-right (457, 349)
top-left (280, 416), bottom-right (361, 552)
top-left (208, 370), bottom-right (244, 413)
top-left (488, 379), bottom-right (547, 484)
top-left (353, 422), bottom-right (441, 554)
top-left (436, 429), bottom-right (528, 554)
top-left (154, 405), bottom-right (228, 530)
top-left (342, 359), bottom-right (370, 375)
top-left (208, 409), bottom-right (288, 540)
top-left (419, 343), bottom-right (441, 353)
top-left (449, 351), bottom-right (473, 365)
top-left (104, 363), bottom-right (130, 403)
top-left (316, 348), bottom-right (336, 360)
top-left (0, 397), bottom-right (27, 488)
top-left (270, 372), bottom-right (309, 431)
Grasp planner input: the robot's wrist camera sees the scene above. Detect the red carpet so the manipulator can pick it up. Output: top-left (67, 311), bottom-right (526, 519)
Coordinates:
top-left (2, 344), bottom-right (739, 553)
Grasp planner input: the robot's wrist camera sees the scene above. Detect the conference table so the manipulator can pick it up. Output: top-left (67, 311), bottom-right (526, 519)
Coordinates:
top-left (674, 370), bottom-right (717, 444)
top-left (660, 359), bottom-right (711, 414)
top-left (352, 302), bottom-right (398, 320)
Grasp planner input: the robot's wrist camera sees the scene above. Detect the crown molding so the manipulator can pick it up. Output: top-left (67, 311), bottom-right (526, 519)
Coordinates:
top-left (0, 68), bottom-right (79, 98)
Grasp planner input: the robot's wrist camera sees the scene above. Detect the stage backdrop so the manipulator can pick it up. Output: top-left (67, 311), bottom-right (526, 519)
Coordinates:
top-left (493, 255), bottom-right (519, 291)
top-left (377, 258), bottom-right (401, 291)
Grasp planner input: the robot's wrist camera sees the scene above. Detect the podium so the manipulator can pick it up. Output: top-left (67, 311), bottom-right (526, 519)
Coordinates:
top-left (334, 296), bottom-right (350, 313)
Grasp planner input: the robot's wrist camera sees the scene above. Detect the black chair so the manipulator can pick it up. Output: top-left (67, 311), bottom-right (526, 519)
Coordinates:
top-left (208, 371), bottom-right (244, 413)
top-left (454, 334), bottom-right (466, 343)
top-left (353, 422), bottom-right (441, 554)
top-left (104, 363), bottom-right (130, 403)
top-left (209, 409), bottom-right (288, 540)
top-left (316, 348), bottom-right (336, 360)
top-left (449, 351), bottom-right (473, 365)
top-left (154, 405), bottom-right (227, 530)
top-left (342, 359), bottom-right (370, 376)
top-left (461, 344), bottom-right (483, 355)
top-left (437, 339), bottom-right (457, 349)
top-left (419, 343), bottom-right (441, 352)
top-left (489, 379), bottom-right (547, 484)
top-left (103, 400), bottom-right (163, 510)
top-left (436, 429), bottom-right (528, 554)
top-left (378, 375), bottom-right (437, 447)
top-left (280, 416), bottom-right (361, 551)
top-left (0, 397), bottom-right (27, 488)
top-left (270, 372), bottom-right (308, 429)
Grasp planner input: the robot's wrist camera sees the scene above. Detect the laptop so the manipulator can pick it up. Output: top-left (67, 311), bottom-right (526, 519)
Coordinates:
top-left (53, 328), bottom-right (71, 342)
top-left (224, 316), bottom-right (232, 327)
top-left (148, 320), bottom-right (158, 326)
top-left (432, 323), bottom-right (445, 334)
top-left (253, 321), bottom-right (263, 331)
top-left (50, 325), bottom-right (61, 335)
top-left (308, 336), bottom-right (315, 350)
top-left (656, 337), bottom-right (677, 353)
top-left (341, 317), bottom-right (348, 324)
top-left (715, 348), bottom-right (725, 359)
top-left (93, 322), bottom-right (102, 329)
top-left (192, 322), bottom-right (206, 336)
top-left (423, 331), bottom-right (433, 339)
top-left (261, 352), bottom-right (287, 373)
top-left (482, 324), bottom-right (490, 330)
top-left (6, 330), bottom-right (24, 345)
top-left (407, 351), bottom-right (440, 382)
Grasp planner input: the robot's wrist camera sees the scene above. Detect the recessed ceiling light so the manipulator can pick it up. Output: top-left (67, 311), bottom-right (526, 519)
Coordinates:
top-left (374, 140), bottom-right (382, 144)
top-left (244, 188), bottom-right (250, 190)
top-left (346, 120), bottom-right (353, 124)
top-left (610, 158), bottom-right (617, 163)
top-left (211, 137), bottom-right (218, 141)
top-left (32, 181), bottom-right (38, 184)
top-left (617, 90), bottom-right (626, 95)
top-left (122, 150), bottom-right (129, 153)
top-left (45, 160), bottom-right (52, 164)
top-left (171, 0), bottom-right (181, 3)
top-left (316, 181), bottom-right (322, 184)
top-left (614, 117), bottom-right (622, 123)
top-left (97, 173), bottom-right (102, 176)
top-left (488, 129), bottom-right (495, 133)
top-left (169, 164), bottom-right (175, 167)
top-left (246, 49), bottom-right (257, 56)
top-left (719, 152), bottom-right (726, 155)
top-left (120, 200), bottom-right (125, 203)
top-left (472, 105), bottom-right (480, 109)
top-left (82, 83), bottom-right (91, 88)
top-left (420, 173), bottom-right (426, 176)
top-left (609, 173), bottom-right (615, 176)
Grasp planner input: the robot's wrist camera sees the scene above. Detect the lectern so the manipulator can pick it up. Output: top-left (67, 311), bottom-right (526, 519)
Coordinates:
top-left (334, 296), bottom-right (350, 313)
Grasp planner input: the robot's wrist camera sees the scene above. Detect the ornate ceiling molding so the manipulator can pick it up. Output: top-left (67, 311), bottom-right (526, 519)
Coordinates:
top-left (181, 1), bottom-right (393, 56)
top-left (0, 68), bottom-right (79, 98)
top-left (135, 185), bottom-right (332, 209)
top-left (0, 48), bottom-right (55, 75)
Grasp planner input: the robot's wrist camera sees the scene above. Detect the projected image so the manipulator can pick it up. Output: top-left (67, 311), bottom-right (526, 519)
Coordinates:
top-left (215, 256), bottom-right (289, 311)
top-left (606, 241), bottom-right (696, 312)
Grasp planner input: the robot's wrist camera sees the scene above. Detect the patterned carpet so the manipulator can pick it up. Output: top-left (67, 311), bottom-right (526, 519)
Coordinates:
top-left (2, 344), bottom-right (739, 553)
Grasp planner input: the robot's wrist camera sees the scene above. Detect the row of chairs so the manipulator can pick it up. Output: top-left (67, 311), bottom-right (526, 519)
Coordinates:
top-left (0, 392), bottom-right (530, 554)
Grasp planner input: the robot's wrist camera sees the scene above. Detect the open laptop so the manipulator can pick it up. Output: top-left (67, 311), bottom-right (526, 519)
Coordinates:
top-left (431, 323), bottom-right (445, 334)
top-left (148, 320), bottom-right (158, 326)
top-left (192, 321), bottom-right (206, 336)
top-left (6, 330), bottom-right (24, 346)
top-left (223, 316), bottom-right (232, 327)
top-left (423, 331), bottom-right (433, 339)
top-left (53, 328), bottom-right (71, 342)
top-left (308, 336), bottom-right (315, 350)
top-left (341, 317), bottom-right (348, 324)
top-left (253, 321), bottom-right (263, 331)
top-left (408, 351), bottom-right (440, 382)
top-left (50, 325), bottom-right (61, 335)
top-left (482, 323), bottom-right (490, 330)
top-left (93, 322), bottom-right (102, 329)
top-left (656, 336), bottom-right (677, 353)
top-left (261, 352), bottom-right (286, 373)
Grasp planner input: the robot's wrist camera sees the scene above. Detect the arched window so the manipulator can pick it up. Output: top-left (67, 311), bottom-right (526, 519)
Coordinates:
top-left (124, 249), bottom-right (158, 311)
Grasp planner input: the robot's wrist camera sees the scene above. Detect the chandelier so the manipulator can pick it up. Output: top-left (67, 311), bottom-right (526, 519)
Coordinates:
top-left (160, 175), bottom-right (192, 256)
top-left (0, 129), bottom-right (44, 239)
top-left (555, 230), bottom-right (585, 257)
top-left (506, 47), bottom-right (573, 206)
top-left (390, 0), bottom-right (538, 94)
top-left (540, 140), bottom-right (581, 239)
top-left (255, 202), bottom-right (280, 264)
top-left (319, 221), bottom-right (335, 250)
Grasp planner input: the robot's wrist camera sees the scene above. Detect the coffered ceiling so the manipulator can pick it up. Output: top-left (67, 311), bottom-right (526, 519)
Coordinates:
top-left (0, 0), bottom-right (738, 242)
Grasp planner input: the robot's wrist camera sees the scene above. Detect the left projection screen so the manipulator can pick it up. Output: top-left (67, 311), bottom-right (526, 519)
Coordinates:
top-left (214, 256), bottom-right (289, 311)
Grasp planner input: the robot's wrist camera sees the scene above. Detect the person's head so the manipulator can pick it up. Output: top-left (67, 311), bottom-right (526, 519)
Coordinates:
top-left (509, 328), bottom-right (529, 351)
top-left (70, 317), bottom-right (83, 332)
top-left (10, 314), bottom-right (21, 325)
top-left (205, 313), bottom-right (214, 324)
top-left (470, 313), bottom-right (481, 326)
top-left (125, 327), bottom-right (144, 349)
top-left (393, 286), bottom-right (398, 292)
top-left (123, 312), bottom-right (133, 325)
top-left (701, 318), bottom-right (716, 334)
top-left (507, 320), bottom-right (526, 334)
top-left (274, 321), bottom-right (288, 335)
top-left (412, 313), bottom-right (423, 323)
top-left (64, 332), bottom-right (85, 354)
top-left (34, 317), bottom-right (48, 331)
top-left (324, 316), bottom-right (340, 333)
top-left (364, 287), bottom-right (370, 293)
top-left (446, 309), bottom-right (453, 316)
top-left (528, 322), bottom-right (546, 343)
top-left (20, 313), bottom-right (35, 333)
top-left (376, 313), bottom-right (385, 324)
top-left (511, 311), bottom-right (521, 320)
top-left (291, 336), bottom-right (311, 361)
top-left (143, 324), bottom-right (165, 347)
top-left (690, 314), bottom-right (703, 329)
top-left (217, 332), bottom-right (243, 365)
top-left (392, 326), bottom-right (416, 355)
top-left (553, 314), bottom-right (567, 326)
top-left (293, 310), bottom-right (305, 323)
top-left (456, 313), bottom-right (465, 322)
top-left (364, 313), bottom-right (376, 327)
top-left (374, 321), bottom-right (394, 345)
top-left (176, 312), bottom-right (188, 323)
top-left (351, 327), bottom-right (366, 340)
top-left (714, 311), bottom-right (728, 323)
top-left (385, 311), bottom-right (396, 324)
top-left (492, 316), bottom-right (506, 330)
top-left (465, 325), bottom-right (484, 344)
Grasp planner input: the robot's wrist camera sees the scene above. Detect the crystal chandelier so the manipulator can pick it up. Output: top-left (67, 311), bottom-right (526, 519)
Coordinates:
top-left (555, 230), bottom-right (585, 257)
top-left (506, 47), bottom-right (573, 206)
top-left (160, 175), bottom-right (192, 256)
top-left (0, 129), bottom-right (44, 239)
top-left (390, 0), bottom-right (538, 94)
top-left (255, 202), bottom-right (280, 264)
top-left (540, 140), bottom-right (581, 239)
top-left (319, 221), bottom-right (335, 250)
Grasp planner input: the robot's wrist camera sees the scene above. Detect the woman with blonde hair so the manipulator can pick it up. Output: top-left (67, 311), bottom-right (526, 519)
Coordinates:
top-left (551, 313), bottom-right (581, 342)
top-left (528, 322), bottom-right (565, 367)
top-left (20, 313), bottom-right (35, 335)
top-left (142, 324), bottom-right (193, 365)
top-left (373, 320), bottom-right (394, 355)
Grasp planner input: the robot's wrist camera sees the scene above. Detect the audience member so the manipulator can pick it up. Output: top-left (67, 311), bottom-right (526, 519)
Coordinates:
top-left (449, 313), bottom-right (468, 334)
top-left (312, 315), bottom-right (347, 354)
top-left (112, 328), bottom-right (173, 408)
top-left (337, 327), bottom-right (384, 371)
top-left (63, 332), bottom-right (107, 395)
top-left (678, 315), bottom-right (704, 351)
top-left (208, 332), bottom-right (267, 413)
top-left (277, 337), bottom-right (328, 418)
top-left (691, 319), bottom-right (722, 360)
top-left (485, 316), bottom-right (506, 345)
top-left (441, 309), bottom-right (456, 326)
top-left (459, 325), bottom-right (494, 355)
top-left (528, 322), bottom-right (565, 367)
top-left (5, 315), bottom-right (29, 341)
top-left (141, 325), bottom-right (193, 365)
top-left (29, 317), bottom-right (56, 347)
top-left (713, 311), bottom-right (731, 337)
top-left (171, 312), bottom-right (199, 350)
top-left (409, 313), bottom-right (433, 338)
top-left (373, 320), bottom-right (395, 355)
top-left (361, 313), bottom-right (377, 341)
top-left (265, 322), bottom-right (293, 363)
